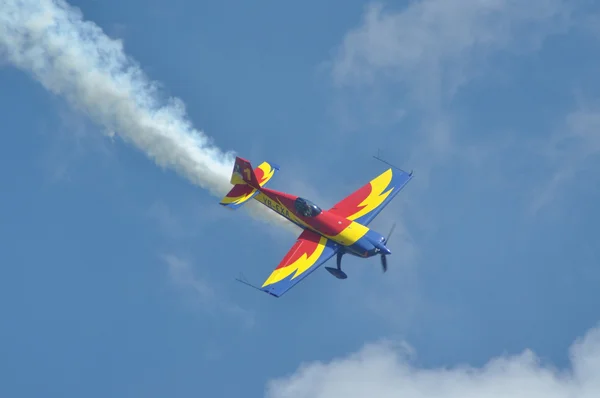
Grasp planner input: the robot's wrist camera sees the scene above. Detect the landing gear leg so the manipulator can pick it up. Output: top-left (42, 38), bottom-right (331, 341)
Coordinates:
top-left (325, 252), bottom-right (348, 279)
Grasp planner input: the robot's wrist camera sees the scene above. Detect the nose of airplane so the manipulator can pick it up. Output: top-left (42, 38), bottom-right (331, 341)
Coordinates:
top-left (371, 238), bottom-right (392, 255)
top-left (365, 230), bottom-right (392, 255)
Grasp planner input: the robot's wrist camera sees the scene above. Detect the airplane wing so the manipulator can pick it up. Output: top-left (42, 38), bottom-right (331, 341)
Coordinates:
top-left (260, 229), bottom-right (339, 297)
top-left (328, 168), bottom-right (413, 226)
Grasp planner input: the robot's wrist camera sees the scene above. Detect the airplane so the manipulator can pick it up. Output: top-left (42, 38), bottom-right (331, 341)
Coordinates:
top-left (219, 155), bottom-right (413, 298)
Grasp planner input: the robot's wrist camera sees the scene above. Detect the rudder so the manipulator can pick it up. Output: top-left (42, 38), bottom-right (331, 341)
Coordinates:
top-left (220, 157), bottom-right (279, 209)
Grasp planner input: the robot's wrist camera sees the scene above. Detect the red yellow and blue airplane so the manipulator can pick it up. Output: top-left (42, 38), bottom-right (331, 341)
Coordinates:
top-left (219, 155), bottom-right (413, 298)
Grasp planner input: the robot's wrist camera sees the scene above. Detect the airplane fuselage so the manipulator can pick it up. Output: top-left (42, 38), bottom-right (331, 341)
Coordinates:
top-left (253, 187), bottom-right (391, 259)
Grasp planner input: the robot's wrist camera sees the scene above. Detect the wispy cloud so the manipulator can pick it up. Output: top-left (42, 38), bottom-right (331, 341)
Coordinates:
top-left (146, 200), bottom-right (230, 240)
top-left (332, 1), bottom-right (571, 96)
top-left (330, 0), bottom-right (572, 168)
top-left (265, 323), bottom-right (600, 398)
top-left (37, 102), bottom-right (115, 183)
top-left (147, 201), bottom-right (188, 240)
top-left (163, 254), bottom-right (254, 328)
top-left (331, 1), bottom-right (600, 220)
top-left (324, 0), bottom-right (584, 326)
top-left (531, 104), bottom-right (600, 213)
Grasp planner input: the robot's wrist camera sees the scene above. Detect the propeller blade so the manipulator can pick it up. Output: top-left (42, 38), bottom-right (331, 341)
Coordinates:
top-left (381, 222), bottom-right (395, 273)
top-left (381, 254), bottom-right (387, 272)
top-left (386, 222), bottom-right (397, 243)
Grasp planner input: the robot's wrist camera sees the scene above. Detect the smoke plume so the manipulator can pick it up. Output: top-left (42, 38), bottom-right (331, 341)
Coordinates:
top-left (0, 0), bottom-right (298, 233)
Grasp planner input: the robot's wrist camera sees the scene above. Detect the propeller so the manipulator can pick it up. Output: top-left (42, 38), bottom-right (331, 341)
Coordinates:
top-left (381, 222), bottom-right (396, 273)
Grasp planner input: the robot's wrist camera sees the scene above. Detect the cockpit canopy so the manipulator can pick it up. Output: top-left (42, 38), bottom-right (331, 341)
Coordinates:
top-left (294, 197), bottom-right (322, 217)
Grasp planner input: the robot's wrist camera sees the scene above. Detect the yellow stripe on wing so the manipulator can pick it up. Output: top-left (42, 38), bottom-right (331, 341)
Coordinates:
top-left (347, 169), bottom-right (394, 221)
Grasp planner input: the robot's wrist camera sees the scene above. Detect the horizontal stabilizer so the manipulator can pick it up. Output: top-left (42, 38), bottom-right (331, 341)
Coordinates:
top-left (220, 158), bottom-right (279, 209)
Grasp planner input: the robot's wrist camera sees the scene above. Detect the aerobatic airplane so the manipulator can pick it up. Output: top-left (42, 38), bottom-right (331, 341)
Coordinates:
top-left (220, 156), bottom-right (413, 297)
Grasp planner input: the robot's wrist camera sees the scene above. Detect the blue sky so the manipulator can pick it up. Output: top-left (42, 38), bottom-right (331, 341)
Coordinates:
top-left (2, 0), bottom-right (600, 397)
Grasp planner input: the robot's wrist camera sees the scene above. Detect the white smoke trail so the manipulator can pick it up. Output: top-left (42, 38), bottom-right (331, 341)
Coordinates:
top-left (0, 0), bottom-right (299, 234)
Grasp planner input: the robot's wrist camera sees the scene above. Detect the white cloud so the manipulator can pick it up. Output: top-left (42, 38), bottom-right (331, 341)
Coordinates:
top-left (147, 201), bottom-right (186, 239)
top-left (332, 0), bottom-right (570, 103)
top-left (265, 323), bottom-right (600, 398)
top-left (37, 101), bottom-right (115, 183)
top-left (531, 105), bottom-right (600, 213)
top-left (324, 0), bottom-right (573, 317)
top-left (163, 254), bottom-right (255, 328)
top-left (330, 0), bottom-right (572, 170)
top-left (331, 1), bottom-right (600, 216)
top-left (327, 0), bottom-right (600, 230)
top-left (165, 254), bottom-right (215, 302)
top-left (146, 200), bottom-right (235, 240)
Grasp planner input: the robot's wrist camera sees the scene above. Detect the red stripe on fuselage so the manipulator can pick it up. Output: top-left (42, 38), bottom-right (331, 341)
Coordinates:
top-left (259, 188), bottom-right (351, 236)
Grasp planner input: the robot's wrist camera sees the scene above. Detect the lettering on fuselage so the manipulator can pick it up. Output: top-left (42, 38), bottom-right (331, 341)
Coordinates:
top-left (260, 195), bottom-right (291, 219)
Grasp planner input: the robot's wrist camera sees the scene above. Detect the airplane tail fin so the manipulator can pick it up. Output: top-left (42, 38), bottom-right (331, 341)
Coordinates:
top-left (220, 157), bottom-right (279, 210)
top-left (230, 156), bottom-right (261, 188)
